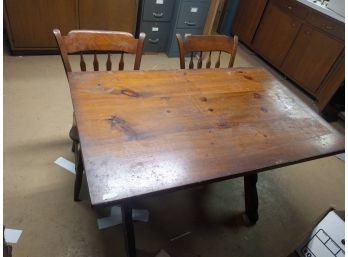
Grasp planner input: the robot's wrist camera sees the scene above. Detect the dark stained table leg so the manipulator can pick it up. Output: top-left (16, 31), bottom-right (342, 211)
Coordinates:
top-left (122, 202), bottom-right (136, 257)
top-left (74, 143), bottom-right (84, 202)
top-left (244, 173), bottom-right (259, 225)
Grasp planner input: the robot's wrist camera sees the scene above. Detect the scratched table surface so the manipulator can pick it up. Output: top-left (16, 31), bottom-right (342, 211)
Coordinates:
top-left (68, 67), bottom-right (344, 207)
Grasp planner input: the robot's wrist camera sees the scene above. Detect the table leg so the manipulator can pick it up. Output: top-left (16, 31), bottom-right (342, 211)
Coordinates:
top-left (74, 143), bottom-right (83, 201)
top-left (122, 202), bottom-right (136, 257)
top-left (244, 173), bottom-right (259, 225)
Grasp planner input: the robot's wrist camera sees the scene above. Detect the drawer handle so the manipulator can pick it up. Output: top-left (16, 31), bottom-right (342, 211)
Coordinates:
top-left (153, 12), bottom-right (164, 18)
top-left (305, 31), bottom-right (311, 36)
top-left (324, 25), bottom-right (334, 30)
top-left (288, 6), bottom-right (293, 10)
top-left (184, 21), bottom-right (197, 26)
top-left (291, 22), bottom-right (297, 28)
top-left (148, 38), bottom-right (160, 44)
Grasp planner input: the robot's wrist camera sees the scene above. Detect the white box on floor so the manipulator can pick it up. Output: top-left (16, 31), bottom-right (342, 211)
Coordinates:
top-left (295, 209), bottom-right (345, 257)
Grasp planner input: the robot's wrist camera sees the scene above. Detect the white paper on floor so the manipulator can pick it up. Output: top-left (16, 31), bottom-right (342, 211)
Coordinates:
top-left (4, 228), bottom-right (23, 244)
top-left (336, 153), bottom-right (344, 162)
top-left (54, 157), bottom-right (75, 174)
top-left (155, 249), bottom-right (171, 257)
top-left (97, 206), bottom-right (150, 230)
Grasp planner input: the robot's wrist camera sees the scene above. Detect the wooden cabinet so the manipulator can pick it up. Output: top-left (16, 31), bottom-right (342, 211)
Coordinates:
top-left (253, 2), bottom-right (301, 67)
top-left (4, 0), bottom-right (138, 52)
top-left (232, 0), bottom-right (268, 45)
top-left (273, 0), bottom-right (309, 19)
top-left (316, 53), bottom-right (344, 111)
top-left (5, 0), bottom-right (78, 48)
top-left (79, 0), bottom-right (137, 33)
top-left (306, 12), bottom-right (344, 40)
top-left (282, 25), bottom-right (344, 94)
top-left (232, 0), bottom-right (344, 111)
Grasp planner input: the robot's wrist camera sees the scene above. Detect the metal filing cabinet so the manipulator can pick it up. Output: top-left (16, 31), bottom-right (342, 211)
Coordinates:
top-left (166, 0), bottom-right (211, 57)
top-left (139, 0), bottom-right (175, 52)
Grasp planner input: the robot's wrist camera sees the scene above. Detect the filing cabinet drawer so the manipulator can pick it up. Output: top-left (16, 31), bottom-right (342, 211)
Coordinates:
top-left (143, 0), bottom-right (175, 22)
top-left (176, 1), bottom-right (210, 29)
top-left (167, 28), bottom-right (201, 56)
top-left (140, 22), bottom-right (171, 51)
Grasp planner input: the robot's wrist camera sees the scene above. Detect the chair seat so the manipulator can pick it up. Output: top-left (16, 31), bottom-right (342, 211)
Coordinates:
top-left (69, 126), bottom-right (79, 142)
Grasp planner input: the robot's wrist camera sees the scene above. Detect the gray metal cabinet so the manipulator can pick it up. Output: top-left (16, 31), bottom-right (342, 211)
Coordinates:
top-left (140, 22), bottom-right (171, 51)
top-left (142, 0), bottom-right (175, 21)
top-left (177, 1), bottom-right (210, 29)
top-left (139, 0), bottom-right (175, 52)
top-left (166, 0), bottom-right (211, 57)
top-left (167, 28), bottom-right (201, 54)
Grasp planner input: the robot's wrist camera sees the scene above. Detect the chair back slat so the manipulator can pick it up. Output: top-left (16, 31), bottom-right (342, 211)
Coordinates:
top-left (176, 34), bottom-right (238, 70)
top-left (215, 51), bottom-right (221, 68)
top-left (106, 53), bottom-right (112, 71)
top-left (228, 46), bottom-right (238, 68)
top-left (189, 52), bottom-right (194, 69)
top-left (206, 51), bottom-right (212, 69)
top-left (93, 52), bottom-right (99, 71)
top-left (80, 54), bottom-right (86, 71)
top-left (197, 52), bottom-right (203, 69)
top-left (119, 52), bottom-right (125, 70)
top-left (53, 29), bottom-right (145, 77)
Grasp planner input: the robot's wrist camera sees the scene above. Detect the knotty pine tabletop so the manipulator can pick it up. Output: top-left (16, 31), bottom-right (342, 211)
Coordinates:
top-left (68, 67), bottom-right (344, 207)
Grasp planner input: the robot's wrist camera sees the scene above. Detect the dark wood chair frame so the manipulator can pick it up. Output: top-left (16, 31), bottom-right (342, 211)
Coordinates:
top-left (176, 34), bottom-right (239, 69)
top-left (53, 29), bottom-right (145, 201)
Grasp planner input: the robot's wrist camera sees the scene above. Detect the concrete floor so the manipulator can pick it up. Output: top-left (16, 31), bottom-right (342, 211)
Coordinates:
top-left (3, 40), bottom-right (344, 257)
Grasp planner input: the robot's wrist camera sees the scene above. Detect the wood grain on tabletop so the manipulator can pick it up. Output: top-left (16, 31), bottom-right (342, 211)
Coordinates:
top-left (68, 68), bottom-right (344, 206)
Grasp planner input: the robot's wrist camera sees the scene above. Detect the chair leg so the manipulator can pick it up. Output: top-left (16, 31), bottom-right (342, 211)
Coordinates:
top-left (243, 173), bottom-right (259, 225)
top-left (71, 141), bottom-right (76, 152)
top-left (71, 112), bottom-right (78, 153)
top-left (74, 143), bottom-right (84, 202)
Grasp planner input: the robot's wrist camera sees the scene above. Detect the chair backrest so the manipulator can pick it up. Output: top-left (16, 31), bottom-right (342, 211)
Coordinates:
top-left (53, 29), bottom-right (145, 78)
top-left (176, 34), bottom-right (238, 69)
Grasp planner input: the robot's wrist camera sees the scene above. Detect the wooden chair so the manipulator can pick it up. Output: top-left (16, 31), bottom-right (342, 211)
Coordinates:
top-left (53, 29), bottom-right (145, 201)
top-left (176, 34), bottom-right (238, 69)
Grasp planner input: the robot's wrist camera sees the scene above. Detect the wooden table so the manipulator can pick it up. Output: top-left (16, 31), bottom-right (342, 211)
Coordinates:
top-left (68, 67), bottom-right (344, 257)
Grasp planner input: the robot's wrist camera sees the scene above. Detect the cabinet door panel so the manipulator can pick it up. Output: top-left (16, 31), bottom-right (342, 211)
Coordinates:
top-left (253, 3), bottom-right (301, 67)
top-left (307, 11), bottom-right (344, 40)
top-left (5, 0), bottom-right (78, 48)
top-left (232, 0), bottom-right (268, 44)
top-left (79, 0), bottom-right (137, 33)
top-left (282, 25), bottom-right (343, 94)
top-left (274, 0), bottom-right (309, 19)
